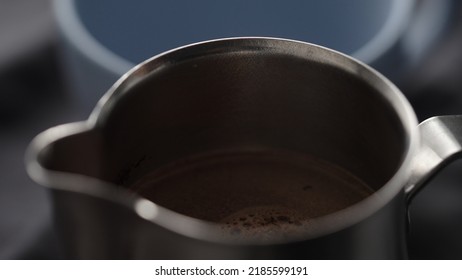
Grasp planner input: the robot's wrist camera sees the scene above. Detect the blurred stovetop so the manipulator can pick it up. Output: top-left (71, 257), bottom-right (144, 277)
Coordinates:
top-left (1, 1), bottom-right (462, 259)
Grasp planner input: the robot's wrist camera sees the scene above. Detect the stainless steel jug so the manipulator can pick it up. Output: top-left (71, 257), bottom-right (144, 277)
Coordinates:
top-left (26, 38), bottom-right (462, 259)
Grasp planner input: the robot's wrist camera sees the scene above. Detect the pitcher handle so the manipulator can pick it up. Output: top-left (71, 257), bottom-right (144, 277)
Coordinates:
top-left (405, 115), bottom-right (462, 202)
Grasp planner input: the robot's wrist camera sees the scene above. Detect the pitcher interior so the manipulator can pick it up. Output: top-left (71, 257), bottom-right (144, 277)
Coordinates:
top-left (39, 44), bottom-right (409, 224)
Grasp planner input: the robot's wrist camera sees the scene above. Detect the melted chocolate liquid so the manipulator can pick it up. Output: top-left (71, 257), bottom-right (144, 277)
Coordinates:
top-left (129, 150), bottom-right (374, 239)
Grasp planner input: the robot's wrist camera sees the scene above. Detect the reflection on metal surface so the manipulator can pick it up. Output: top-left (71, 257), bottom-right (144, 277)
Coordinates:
top-left (406, 116), bottom-right (462, 201)
top-left (134, 200), bottom-right (158, 221)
